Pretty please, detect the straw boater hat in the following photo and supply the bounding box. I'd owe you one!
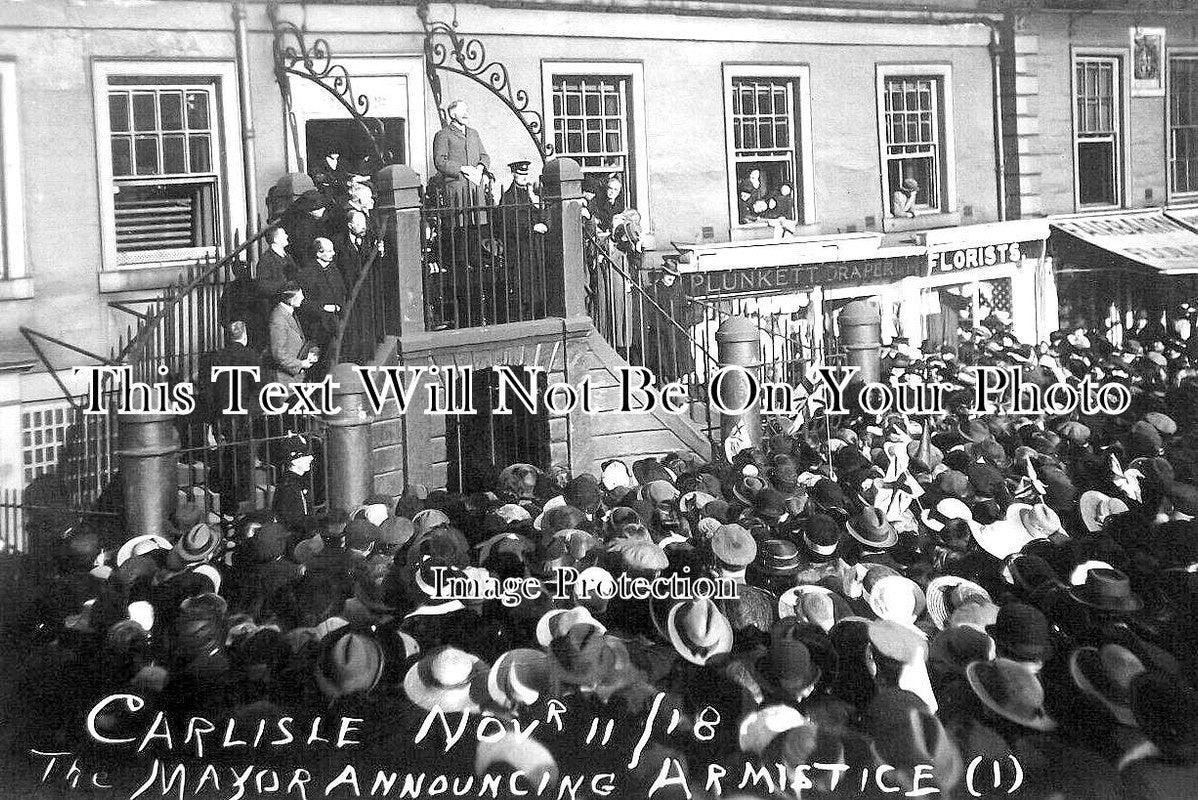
[920,498,979,534]
[737,705,807,755]
[973,514,1036,560]
[487,648,552,711]
[925,576,992,631]
[777,584,853,633]
[403,646,488,713]
[536,606,607,648]
[1078,491,1131,533]
[116,534,172,567]
[1006,502,1064,539]
[966,658,1057,731]
[868,575,927,627]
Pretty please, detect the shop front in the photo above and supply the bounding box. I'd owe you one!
[1050,209,1198,343]
[676,220,1054,378]
[676,233,926,380]
[918,219,1053,352]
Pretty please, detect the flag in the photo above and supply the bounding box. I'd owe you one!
[787,368,828,435]
[724,415,755,462]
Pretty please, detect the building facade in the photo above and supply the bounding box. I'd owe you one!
[2,0,1196,499]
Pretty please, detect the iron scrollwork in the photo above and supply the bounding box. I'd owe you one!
[268,1,393,166]
[418,2,554,162]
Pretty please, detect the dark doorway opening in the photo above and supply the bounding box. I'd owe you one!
[304,117,406,175]
[446,367,551,493]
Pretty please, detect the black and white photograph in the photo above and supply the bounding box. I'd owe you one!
[3,1,1198,799]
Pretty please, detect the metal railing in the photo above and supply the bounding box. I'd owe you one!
[175,415,327,523]
[422,190,563,330]
[18,223,336,523]
[0,487,122,555]
[583,227,717,438]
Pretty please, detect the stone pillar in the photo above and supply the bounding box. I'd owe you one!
[118,413,180,538]
[324,361,375,511]
[541,158,586,319]
[839,300,882,385]
[715,317,762,449]
[374,165,425,337]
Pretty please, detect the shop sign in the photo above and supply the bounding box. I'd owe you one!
[1052,212,1198,274]
[928,240,1042,275]
[684,255,924,297]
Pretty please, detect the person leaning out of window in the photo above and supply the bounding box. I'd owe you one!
[892,178,919,218]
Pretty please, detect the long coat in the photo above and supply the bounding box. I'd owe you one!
[430,124,490,207]
[295,263,347,346]
[332,230,375,292]
[256,248,297,300]
[268,304,308,385]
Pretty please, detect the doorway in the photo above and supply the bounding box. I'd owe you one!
[304,117,406,174]
[446,367,551,493]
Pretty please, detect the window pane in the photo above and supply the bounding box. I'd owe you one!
[188,134,211,172]
[1170,58,1198,193]
[162,134,186,173]
[134,135,159,174]
[553,75,635,206]
[186,91,209,129]
[132,92,157,132]
[108,93,130,133]
[114,180,217,252]
[1078,139,1117,205]
[111,136,133,176]
[159,92,183,131]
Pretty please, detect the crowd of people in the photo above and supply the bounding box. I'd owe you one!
[6,307,1198,800]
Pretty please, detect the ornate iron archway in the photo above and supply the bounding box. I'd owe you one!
[268,2,554,170]
[417,1,554,162]
[268,2,396,169]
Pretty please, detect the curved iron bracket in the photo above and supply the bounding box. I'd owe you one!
[418,2,554,162]
[268,2,394,166]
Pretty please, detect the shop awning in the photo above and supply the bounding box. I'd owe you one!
[1166,205,1198,233]
[1050,210,1198,275]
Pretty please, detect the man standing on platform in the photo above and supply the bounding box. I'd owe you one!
[498,160,549,321]
[430,100,491,208]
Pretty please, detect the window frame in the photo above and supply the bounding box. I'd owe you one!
[1167,50,1198,202]
[0,59,28,296]
[1070,49,1129,212]
[875,64,957,220]
[722,63,816,233]
[91,60,245,281]
[541,60,650,230]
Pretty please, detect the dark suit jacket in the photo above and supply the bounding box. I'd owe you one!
[256,248,298,299]
[332,231,375,291]
[198,342,263,420]
[295,263,347,345]
[273,470,314,529]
